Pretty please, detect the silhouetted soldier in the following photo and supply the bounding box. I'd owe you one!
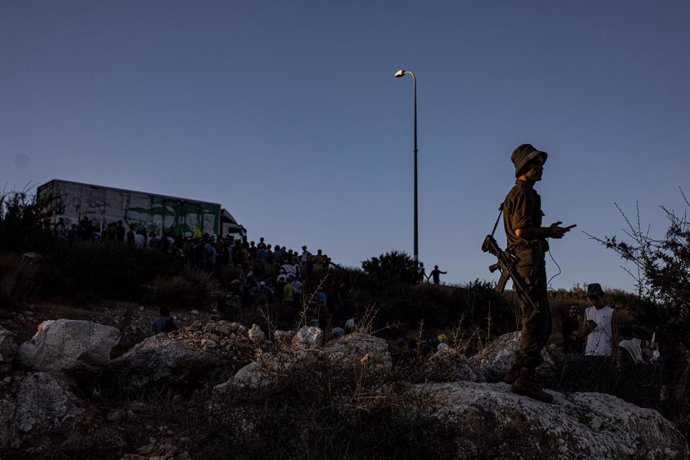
[501,144,574,403]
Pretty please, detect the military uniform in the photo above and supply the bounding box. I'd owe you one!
[503,175,551,369]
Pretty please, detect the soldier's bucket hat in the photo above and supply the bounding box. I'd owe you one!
[511,144,548,178]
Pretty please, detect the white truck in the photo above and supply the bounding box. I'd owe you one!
[37,179,245,239]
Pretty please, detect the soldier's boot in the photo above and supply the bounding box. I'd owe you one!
[503,364,521,384]
[511,367,553,403]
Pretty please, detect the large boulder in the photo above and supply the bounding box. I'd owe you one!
[108,336,224,391]
[0,325,18,371]
[17,319,121,376]
[14,372,85,433]
[418,381,688,459]
[470,331,555,381]
[216,349,316,392]
[416,349,485,383]
[2,372,124,457]
[215,332,393,393]
[322,332,392,369]
[108,320,257,391]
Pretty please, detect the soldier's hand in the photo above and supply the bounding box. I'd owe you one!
[549,221,572,239]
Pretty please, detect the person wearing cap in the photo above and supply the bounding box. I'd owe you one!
[580,283,618,356]
[501,143,574,403]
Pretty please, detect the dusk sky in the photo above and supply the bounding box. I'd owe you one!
[2,1,689,293]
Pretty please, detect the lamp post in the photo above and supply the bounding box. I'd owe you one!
[394,69,419,263]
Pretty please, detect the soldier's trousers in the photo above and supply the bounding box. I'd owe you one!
[514,248,551,369]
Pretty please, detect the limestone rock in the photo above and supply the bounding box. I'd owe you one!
[248,324,266,344]
[14,372,85,433]
[273,330,296,344]
[216,350,315,392]
[108,336,223,391]
[17,319,121,376]
[417,349,485,383]
[470,331,554,381]
[322,332,392,369]
[217,332,393,392]
[292,326,323,349]
[417,381,688,459]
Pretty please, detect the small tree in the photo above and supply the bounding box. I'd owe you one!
[361,250,418,285]
[594,193,690,424]
[594,198,690,337]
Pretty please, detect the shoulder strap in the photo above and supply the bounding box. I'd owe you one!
[490,203,504,237]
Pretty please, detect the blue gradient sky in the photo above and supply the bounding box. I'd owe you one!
[2,1,689,293]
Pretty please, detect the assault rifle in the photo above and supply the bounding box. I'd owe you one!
[481,234,538,310]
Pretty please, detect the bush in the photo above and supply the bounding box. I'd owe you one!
[361,250,419,285]
[195,354,457,459]
[150,268,219,309]
[345,268,513,337]
[595,196,690,428]
[33,243,175,301]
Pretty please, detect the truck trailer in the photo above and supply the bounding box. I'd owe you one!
[37,179,245,239]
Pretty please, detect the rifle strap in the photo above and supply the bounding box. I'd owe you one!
[490,203,504,237]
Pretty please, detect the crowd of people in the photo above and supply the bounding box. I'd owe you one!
[50,216,344,331]
[558,282,670,408]
[559,282,659,364]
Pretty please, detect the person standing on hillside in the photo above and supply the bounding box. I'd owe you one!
[502,143,574,403]
[429,265,447,285]
[580,283,618,356]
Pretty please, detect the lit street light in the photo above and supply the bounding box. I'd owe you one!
[394,68,419,263]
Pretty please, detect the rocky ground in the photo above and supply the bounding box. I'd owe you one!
[0,295,236,460]
[2,296,689,459]
[0,297,222,348]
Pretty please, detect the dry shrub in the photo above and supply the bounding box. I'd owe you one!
[151,268,219,309]
[196,352,457,460]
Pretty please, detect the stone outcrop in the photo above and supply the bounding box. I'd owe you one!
[417,348,485,383]
[2,371,124,456]
[470,331,555,381]
[109,320,257,391]
[292,325,323,349]
[216,349,317,392]
[214,328,688,459]
[17,319,121,376]
[14,372,85,433]
[216,330,393,392]
[418,381,689,459]
[247,323,266,344]
[3,315,687,459]
[110,338,219,391]
[322,332,392,369]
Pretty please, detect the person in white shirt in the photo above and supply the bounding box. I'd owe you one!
[618,325,645,364]
[134,229,147,248]
[580,283,618,356]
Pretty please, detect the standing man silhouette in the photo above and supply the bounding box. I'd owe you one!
[501,144,574,403]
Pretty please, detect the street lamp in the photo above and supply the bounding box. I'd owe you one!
[394,68,419,263]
